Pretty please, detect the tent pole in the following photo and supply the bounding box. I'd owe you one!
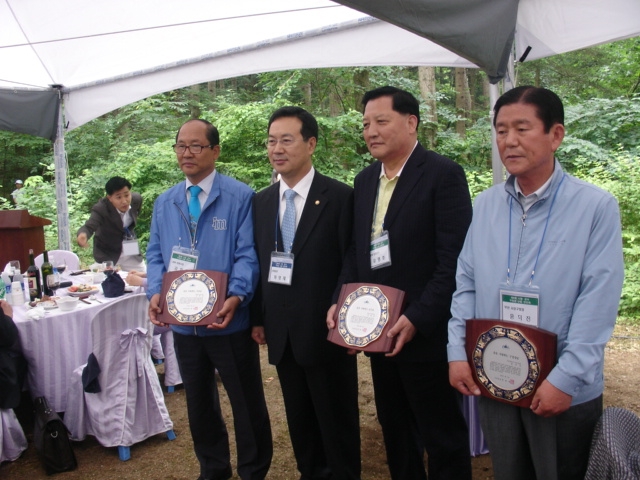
[489,83,503,186]
[54,92,71,250]
[490,47,517,185]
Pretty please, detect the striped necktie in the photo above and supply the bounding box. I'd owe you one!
[281,189,296,253]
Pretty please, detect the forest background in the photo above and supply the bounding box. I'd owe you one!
[1,38,639,319]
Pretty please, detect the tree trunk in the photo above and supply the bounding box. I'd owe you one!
[189,84,201,119]
[455,68,471,138]
[303,83,312,107]
[353,69,370,111]
[418,66,437,147]
[208,81,216,98]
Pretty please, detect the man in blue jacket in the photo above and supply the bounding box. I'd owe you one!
[147,119,272,480]
[448,87,624,480]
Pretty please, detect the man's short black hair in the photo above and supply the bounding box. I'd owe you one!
[362,86,421,124]
[176,119,220,147]
[268,106,318,141]
[105,176,132,195]
[493,86,564,133]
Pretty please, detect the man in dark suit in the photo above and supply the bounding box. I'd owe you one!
[77,176,145,271]
[251,106,360,480]
[328,87,473,480]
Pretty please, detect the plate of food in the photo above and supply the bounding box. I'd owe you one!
[67,284,99,297]
[28,296,59,309]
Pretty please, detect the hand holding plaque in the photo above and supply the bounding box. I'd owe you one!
[327,283,405,353]
[465,319,557,408]
[157,270,228,326]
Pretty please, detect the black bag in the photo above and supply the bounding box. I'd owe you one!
[101,271,125,298]
[33,396,78,475]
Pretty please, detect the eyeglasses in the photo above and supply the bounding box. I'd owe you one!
[266,137,296,148]
[172,144,213,154]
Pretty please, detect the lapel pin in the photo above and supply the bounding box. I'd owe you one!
[315,200,320,205]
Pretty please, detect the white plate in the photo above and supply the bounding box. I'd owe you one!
[40,301,58,310]
[68,289,99,297]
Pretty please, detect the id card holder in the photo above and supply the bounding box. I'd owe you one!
[499,283,540,327]
[168,246,199,272]
[370,231,392,270]
[122,238,140,256]
[268,252,294,286]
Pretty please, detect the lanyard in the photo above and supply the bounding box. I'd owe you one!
[273,212,282,252]
[507,174,565,286]
[174,202,199,252]
[274,195,298,253]
[371,175,395,238]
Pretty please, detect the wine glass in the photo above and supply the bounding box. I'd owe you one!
[8,260,20,282]
[46,272,60,297]
[103,260,114,276]
[56,258,67,276]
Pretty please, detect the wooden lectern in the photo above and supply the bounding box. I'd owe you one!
[0,210,52,270]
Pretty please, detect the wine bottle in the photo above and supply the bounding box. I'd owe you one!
[27,248,42,300]
[41,250,54,297]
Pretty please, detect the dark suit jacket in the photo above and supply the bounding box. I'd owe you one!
[77,192,143,264]
[251,171,353,367]
[340,143,472,362]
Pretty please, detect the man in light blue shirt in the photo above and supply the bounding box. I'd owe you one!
[448,86,624,480]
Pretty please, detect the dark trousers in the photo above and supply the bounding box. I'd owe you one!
[174,330,273,480]
[370,356,472,480]
[479,394,602,480]
[276,342,361,480]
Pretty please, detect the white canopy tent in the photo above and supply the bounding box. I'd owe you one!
[1,0,639,248]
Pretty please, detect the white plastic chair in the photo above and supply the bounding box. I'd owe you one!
[64,293,175,461]
[34,250,81,271]
[0,408,27,463]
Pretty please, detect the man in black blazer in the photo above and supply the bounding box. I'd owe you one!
[251,107,360,480]
[77,176,145,271]
[328,87,473,480]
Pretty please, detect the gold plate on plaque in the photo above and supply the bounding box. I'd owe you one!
[158,270,228,325]
[328,283,405,353]
[466,319,557,407]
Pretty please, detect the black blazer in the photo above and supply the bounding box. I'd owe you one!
[340,143,472,362]
[251,172,353,367]
[77,192,143,264]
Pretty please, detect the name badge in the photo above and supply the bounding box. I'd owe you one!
[168,246,199,272]
[268,252,294,285]
[370,231,392,270]
[122,239,140,256]
[500,288,540,327]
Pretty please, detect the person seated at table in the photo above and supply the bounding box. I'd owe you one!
[124,270,147,288]
[0,300,26,411]
[76,176,146,272]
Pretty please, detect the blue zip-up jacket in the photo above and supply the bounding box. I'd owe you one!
[146,172,259,336]
[448,161,624,405]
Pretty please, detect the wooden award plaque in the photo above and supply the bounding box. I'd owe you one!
[157,270,228,326]
[327,283,406,353]
[465,319,557,408]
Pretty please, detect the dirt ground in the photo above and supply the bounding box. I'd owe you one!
[2,324,639,480]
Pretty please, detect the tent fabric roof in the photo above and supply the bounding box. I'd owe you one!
[1,0,639,137]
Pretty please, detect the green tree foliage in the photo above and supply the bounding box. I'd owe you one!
[0,131,52,202]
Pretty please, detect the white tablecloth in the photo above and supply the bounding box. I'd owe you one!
[13,284,132,413]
